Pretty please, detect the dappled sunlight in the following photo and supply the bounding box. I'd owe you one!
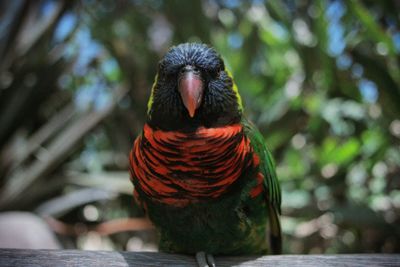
[0,0,399,255]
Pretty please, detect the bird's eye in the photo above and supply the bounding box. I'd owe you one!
[208,68,219,78]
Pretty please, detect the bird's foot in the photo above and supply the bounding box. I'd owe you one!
[195,251,216,267]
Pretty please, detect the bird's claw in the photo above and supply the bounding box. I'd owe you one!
[195,251,216,267]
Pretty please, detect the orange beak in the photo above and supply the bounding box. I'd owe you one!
[178,66,204,118]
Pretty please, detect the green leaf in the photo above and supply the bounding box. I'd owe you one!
[320,137,360,166]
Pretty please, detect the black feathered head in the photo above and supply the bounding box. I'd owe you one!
[147,43,243,131]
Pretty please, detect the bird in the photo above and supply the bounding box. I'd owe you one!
[129,43,281,267]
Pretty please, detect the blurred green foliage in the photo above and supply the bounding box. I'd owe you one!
[0,0,399,254]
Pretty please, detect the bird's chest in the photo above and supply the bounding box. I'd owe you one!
[130,124,255,207]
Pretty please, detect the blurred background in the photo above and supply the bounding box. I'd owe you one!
[0,0,399,254]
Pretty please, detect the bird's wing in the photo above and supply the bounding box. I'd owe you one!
[242,118,282,254]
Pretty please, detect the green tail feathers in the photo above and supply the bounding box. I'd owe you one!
[268,203,282,254]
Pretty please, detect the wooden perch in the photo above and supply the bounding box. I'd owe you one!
[0,249,399,267]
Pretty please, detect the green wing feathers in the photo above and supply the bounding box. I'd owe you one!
[242,118,282,254]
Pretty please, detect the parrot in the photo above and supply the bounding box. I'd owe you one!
[129,43,281,267]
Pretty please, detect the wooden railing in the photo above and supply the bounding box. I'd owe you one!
[0,249,399,266]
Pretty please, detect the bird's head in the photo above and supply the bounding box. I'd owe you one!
[147,43,243,131]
